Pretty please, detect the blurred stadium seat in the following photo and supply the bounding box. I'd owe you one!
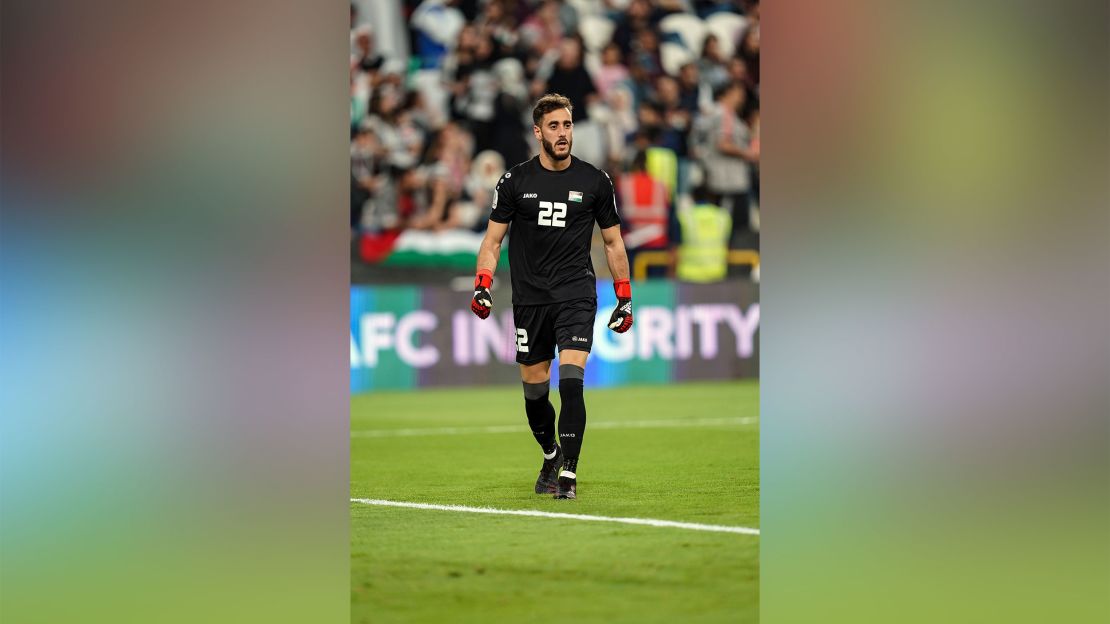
[660,41,697,76]
[705,12,749,58]
[660,13,710,56]
[579,14,616,54]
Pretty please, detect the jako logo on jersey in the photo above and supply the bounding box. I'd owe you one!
[568,191,583,202]
[522,193,538,199]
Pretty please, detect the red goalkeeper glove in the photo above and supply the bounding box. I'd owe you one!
[471,269,493,319]
[607,279,633,333]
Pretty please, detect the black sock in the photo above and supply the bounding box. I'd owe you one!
[557,364,586,470]
[523,381,557,454]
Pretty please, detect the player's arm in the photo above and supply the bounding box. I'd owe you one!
[600,224,629,283]
[472,168,516,319]
[471,219,509,319]
[600,224,633,333]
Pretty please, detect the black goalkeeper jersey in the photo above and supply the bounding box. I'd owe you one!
[490,155,621,305]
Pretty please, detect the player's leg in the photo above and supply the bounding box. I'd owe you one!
[553,350,587,499]
[551,298,597,500]
[520,359,554,452]
[520,359,562,493]
[515,305,561,494]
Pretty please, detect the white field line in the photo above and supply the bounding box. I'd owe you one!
[351,498,759,536]
[352,416,758,438]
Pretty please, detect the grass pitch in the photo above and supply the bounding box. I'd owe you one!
[351,380,759,624]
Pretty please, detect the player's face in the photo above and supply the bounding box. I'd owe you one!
[535,108,573,161]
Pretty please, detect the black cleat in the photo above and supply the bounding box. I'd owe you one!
[553,475,576,500]
[534,447,563,494]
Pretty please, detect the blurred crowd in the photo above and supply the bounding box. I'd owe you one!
[351,0,760,277]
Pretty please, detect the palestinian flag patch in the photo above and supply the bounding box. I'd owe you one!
[568,191,583,203]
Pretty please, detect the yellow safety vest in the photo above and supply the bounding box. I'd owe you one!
[677,204,731,282]
[645,147,678,201]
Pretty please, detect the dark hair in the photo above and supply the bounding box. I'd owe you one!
[712,80,743,101]
[532,93,573,127]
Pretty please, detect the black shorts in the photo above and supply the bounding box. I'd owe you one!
[512,298,597,365]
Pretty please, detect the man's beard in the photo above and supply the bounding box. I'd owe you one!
[542,137,572,161]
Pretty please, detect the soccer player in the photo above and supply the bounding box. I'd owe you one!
[470,93,634,500]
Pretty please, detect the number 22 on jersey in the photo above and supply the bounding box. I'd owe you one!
[537,201,567,228]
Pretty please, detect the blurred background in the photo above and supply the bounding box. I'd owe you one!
[349,0,761,392]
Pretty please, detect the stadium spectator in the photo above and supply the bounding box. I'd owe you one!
[474,0,519,58]
[624,54,656,110]
[350,124,380,229]
[462,149,506,231]
[403,90,441,135]
[601,85,638,169]
[366,88,423,170]
[698,34,731,89]
[611,0,656,57]
[676,186,732,282]
[725,55,759,121]
[446,27,499,152]
[409,123,471,231]
[654,75,691,156]
[488,59,531,167]
[619,150,671,254]
[636,96,684,159]
[676,62,705,113]
[520,0,565,56]
[593,42,631,100]
[532,37,597,123]
[695,81,758,245]
[629,27,663,79]
[351,26,386,75]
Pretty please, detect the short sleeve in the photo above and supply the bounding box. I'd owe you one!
[594,169,621,229]
[489,172,515,223]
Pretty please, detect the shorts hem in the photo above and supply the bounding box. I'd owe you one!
[556,345,592,354]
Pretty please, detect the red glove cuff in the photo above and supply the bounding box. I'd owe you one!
[614,278,631,300]
[475,269,493,289]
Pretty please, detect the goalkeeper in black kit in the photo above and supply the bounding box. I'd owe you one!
[470,93,633,500]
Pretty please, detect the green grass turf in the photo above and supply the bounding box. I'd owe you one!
[351,380,759,624]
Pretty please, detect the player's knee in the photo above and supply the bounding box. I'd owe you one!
[522,380,550,401]
[559,361,586,381]
[560,349,589,369]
